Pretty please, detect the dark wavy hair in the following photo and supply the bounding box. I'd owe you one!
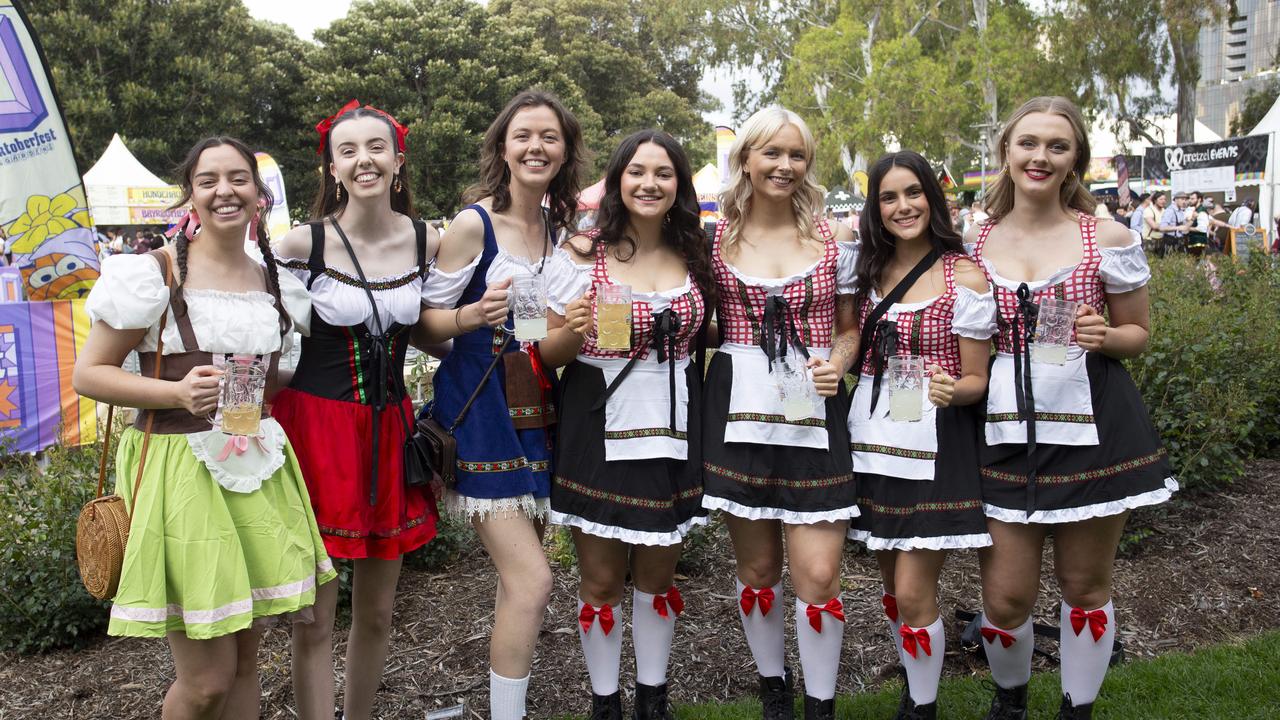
[310,106,416,219]
[462,89,585,235]
[588,129,715,308]
[854,151,965,312]
[169,136,290,334]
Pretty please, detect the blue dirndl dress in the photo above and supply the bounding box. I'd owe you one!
[422,204,555,518]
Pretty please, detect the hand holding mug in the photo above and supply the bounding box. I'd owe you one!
[927,364,955,408]
[470,277,511,329]
[175,365,222,416]
[565,287,595,337]
[807,356,841,398]
[1074,303,1108,352]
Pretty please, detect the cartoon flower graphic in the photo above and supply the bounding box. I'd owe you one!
[8,193,87,254]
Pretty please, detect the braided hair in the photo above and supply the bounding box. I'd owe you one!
[169,137,291,335]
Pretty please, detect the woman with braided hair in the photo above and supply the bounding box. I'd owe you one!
[74,136,333,718]
[271,101,501,720]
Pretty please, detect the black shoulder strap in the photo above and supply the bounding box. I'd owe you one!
[849,248,939,379]
[413,218,428,279]
[306,221,326,289]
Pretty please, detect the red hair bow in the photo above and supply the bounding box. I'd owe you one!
[315,99,410,155]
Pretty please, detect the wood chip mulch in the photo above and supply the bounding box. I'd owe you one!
[2,461,1277,719]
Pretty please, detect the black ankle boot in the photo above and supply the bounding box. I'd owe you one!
[803,695,834,720]
[983,683,1029,720]
[895,665,911,715]
[895,697,937,720]
[759,667,795,720]
[590,691,623,720]
[634,682,675,720]
[1056,695,1094,720]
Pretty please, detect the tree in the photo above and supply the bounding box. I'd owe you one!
[1230,78,1280,137]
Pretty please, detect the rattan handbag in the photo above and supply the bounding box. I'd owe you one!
[75,258,170,600]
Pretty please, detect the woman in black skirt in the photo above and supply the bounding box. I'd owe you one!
[846,151,996,720]
[551,130,714,720]
[968,97,1176,720]
[701,107,859,720]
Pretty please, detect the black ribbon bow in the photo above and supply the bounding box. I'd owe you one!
[592,308,684,435]
[761,295,810,369]
[867,318,899,416]
[1010,283,1040,515]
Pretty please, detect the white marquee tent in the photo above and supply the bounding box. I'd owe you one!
[83,134,182,225]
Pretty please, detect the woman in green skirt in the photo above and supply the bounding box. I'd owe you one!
[73,136,335,719]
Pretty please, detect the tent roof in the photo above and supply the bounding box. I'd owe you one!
[577,177,605,210]
[692,163,720,196]
[83,134,168,187]
[1250,93,1280,136]
[1089,114,1221,157]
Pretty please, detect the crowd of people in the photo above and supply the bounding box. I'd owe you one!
[72,91,1175,720]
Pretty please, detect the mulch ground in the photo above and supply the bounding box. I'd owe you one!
[3,462,1278,719]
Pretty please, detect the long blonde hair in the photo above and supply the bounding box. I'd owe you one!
[983,96,1096,221]
[719,106,825,253]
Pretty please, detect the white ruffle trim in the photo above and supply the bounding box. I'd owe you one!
[423,251,482,309]
[983,476,1178,524]
[548,510,706,547]
[443,491,549,521]
[836,241,859,295]
[702,494,859,524]
[185,421,289,494]
[1098,238,1151,294]
[952,285,998,340]
[847,528,992,551]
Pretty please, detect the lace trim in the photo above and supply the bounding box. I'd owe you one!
[184,422,289,494]
[983,477,1178,524]
[702,494,859,523]
[847,528,992,551]
[443,491,549,521]
[549,510,706,547]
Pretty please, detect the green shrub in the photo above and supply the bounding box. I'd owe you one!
[1132,254,1280,492]
[0,426,112,653]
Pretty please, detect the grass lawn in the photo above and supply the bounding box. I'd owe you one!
[554,631,1280,719]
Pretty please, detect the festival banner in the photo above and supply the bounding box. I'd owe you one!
[1143,135,1269,187]
[0,0,99,301]
[255,152,291,242]
[0,298,97,452]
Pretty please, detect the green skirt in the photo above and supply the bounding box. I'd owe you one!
[108,428,337,639]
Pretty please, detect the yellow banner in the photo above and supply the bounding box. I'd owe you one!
[126,186,181,206]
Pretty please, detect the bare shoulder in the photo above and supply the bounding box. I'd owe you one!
[962,221,985,247]
[562,233,596,265]
[275,223,315,260]
[831,221,855,244]
[420,219,442,258]
[442,207,485,247]
[952,256,991,293]
[1093,218,1137,249]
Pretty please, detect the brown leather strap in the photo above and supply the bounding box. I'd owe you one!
[130,251,173,512]
[94,404,115,499]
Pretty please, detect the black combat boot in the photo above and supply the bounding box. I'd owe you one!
[983,682,1029,720]
[633,682,675,720]
[589,691,623,720]
[1056,694,1094,720]
[759,667,795,720]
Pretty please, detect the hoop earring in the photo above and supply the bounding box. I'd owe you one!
[335,183,343,202]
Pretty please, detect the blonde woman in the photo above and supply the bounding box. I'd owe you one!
[701,107,859,720]
[969,97,1174,720]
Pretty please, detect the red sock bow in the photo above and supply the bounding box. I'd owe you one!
[653,587,684,619]
[805,598,845,632]
[881,593,899,623]
[981,626,1016,648]
[579,602,614,636]
[1069,606,1108,642]
[900,625,933,658]
[740,585,775,617]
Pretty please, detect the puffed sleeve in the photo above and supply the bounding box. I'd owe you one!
[422,251,482,309]
[544,248,593,315]
[1099,234,1151,294]
[85,254,169,330]
[275,266,313,337]
[952,285,998,340]
[836,241,859,295]
[274,255,311,285]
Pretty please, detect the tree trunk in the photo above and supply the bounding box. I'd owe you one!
[1170,21,1199,143]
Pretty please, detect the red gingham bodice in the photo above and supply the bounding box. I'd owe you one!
[712,218,839,349]
[857,252,967,378]
[974,217,1107,354]
[580,247,706,361]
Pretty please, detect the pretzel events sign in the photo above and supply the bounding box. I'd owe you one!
[1143,135,1269,187]
[0,0,99,301]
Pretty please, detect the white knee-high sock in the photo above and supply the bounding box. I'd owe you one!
[795,596,845,700]
[577,598,622,696]
[900,616,944,705]
[489,669,530,720]
[736,578,785,678]
[981,615,1034,689]
[633,587,681,686]
[882,590,904,663]
[1060,600,1115,705]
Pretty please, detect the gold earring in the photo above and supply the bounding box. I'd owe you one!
[335,183,343,202]
[394,176,403,193]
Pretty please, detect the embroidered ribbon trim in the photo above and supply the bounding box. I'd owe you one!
[900,625,933,658]
[579,602,615,635]
[1069,607,1108,642]
[739,585,774,617]
[881,593,899,623]
[215,432,267,462]
[981,626,1016,648]
[805,598,846,632]
[653,586,684,619]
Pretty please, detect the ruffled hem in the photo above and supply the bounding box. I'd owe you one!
[549,510,706,547]
[983,476,1178,524]
[836,241,859,295]
[702,494,859,524]
[847,528,992,551]
[444,491,549,521]
[424,251,483,309]
[544,248,593,316]
[185,423,289,494]
[1098,237,1151,294]
[952,285,999,340]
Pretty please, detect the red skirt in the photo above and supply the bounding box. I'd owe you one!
[272,388,437,560]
